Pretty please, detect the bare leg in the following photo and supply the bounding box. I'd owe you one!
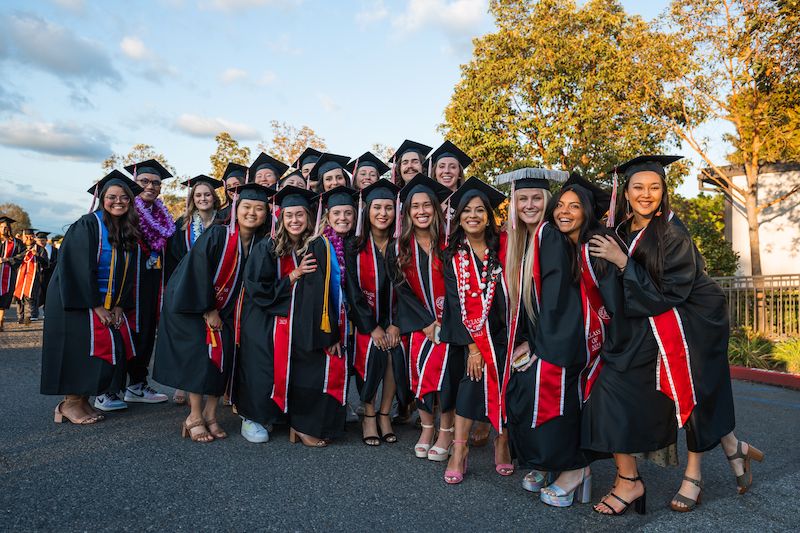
[377,357,397,440]
[445,414,473,475]
[185,393,213,442]
[432,407,455,450]
[202,395,226,438]
[416,408,436,449]
[594,453,645,514]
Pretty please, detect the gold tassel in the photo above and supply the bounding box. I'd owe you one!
[104,248,116,310]
[319,236,332,333]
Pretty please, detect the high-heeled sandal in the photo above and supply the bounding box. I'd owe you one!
[541,468,592,507]
[181,419,213,443]
[415,423,435,457]
[726,441,764,494]
[593,473,646,516]
[53,400,102,425]
[522,470,555,493]
[289,427,327,448]
[362,414,380,447]
[494,436,514,476]
[205,418,227,439]
[444,440,469,485]
[172,390,187,405]
[428,426,454,462]
[670,475,703,512]
[377,412,397,443]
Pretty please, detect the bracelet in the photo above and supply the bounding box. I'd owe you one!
[468,351,481,358]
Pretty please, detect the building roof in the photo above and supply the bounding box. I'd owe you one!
[698,162,800,191]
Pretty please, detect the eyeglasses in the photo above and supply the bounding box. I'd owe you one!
[105,195,131,203]
[137,178,162,189]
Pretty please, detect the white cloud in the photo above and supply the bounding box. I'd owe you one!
[393,0,487,34]
[356,0,389,28]
[200,0,303,12]
[174,113,259,140]
[119,36,178,82]
[220,67,248,84]
[120,37,148,60]
[317,93,340,112]
[0,119,112,161]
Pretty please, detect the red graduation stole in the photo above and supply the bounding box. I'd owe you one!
[206,228,241,373]
[529,222,566,429]
[354,235,380,382]
[270,253,297,413]
[13,248,37,299]
[628,213,697,427]
[1,239,14,296]
[89,246,136,365]
[452,247,505,433]
[578,243,610,401]
[322,238,347,405]
[403,235,451,401]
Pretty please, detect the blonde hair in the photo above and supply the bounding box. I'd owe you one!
[504,188,552,319]
[182,182,221,230]
[273,206,315,257]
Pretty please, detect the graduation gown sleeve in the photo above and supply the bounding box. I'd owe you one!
[385,243,435,335]
[292,236,340,351]
[167,224,225,314]
[243,238,293,318]
[57,214,102,310]
[344,239,379,334]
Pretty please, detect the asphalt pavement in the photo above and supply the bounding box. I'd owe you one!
[2,313,799,532]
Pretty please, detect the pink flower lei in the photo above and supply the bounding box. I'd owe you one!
[135,197,175,252]
[323,225,346,279]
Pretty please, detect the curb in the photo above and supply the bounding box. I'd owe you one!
[730,365,800,390]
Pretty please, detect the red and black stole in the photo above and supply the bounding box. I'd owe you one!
[628,212,697,427]
[13,247,38,299]
[578,243,610,401]
[322,237,347,406]
[1,239,16,296]
[354,234,381,384]
[271,250,298,413]
[403,235,449,401]
[206,227,242,372]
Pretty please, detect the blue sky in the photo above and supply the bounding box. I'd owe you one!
[0,0,725,233]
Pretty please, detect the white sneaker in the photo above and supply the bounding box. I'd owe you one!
[94,392,128,411]
[124,382,168,404]
[241,418,270,443]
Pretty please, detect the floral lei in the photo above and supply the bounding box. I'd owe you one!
[135,197,175,252]
[323,225,346,279]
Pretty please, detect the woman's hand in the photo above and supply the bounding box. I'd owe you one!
[422,321,440,344]
[371,326,388,351]
[110,306,125,328]
[512,341,530,359]
[93,306,113,327]
[328,343,342,358]
[204,309,223,331]
[385,325,401,348]
[589,235,628,270]
[291,252,317,282]
[467,350,484,381]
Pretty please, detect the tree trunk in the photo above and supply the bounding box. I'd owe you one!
[743,163,762,276]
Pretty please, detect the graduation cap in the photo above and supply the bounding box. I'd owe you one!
[390,140,432,162]
[293,147,323,170]
[613,155,683,179]
[232,183,276,203]
[308,153,351,182]
[496,168,569,230]
[317,185,357,209]
[354,179,401,237]
[449,176,506,212]
[562,173,612,220]
[279,169,306,187]
[274,185,317,210]
[124,159,173,180]
[399,173,451,204]
[35,231,49,239]
[181,175,223,189]
[222,162,249,181]
[424,141,473,175]
[346,152,390,177]
[21,228,36,236]
[87,169,144,197]
[0,216,16,225]
[250,152,289,182]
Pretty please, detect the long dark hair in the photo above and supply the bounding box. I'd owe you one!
[396,189,445,275]
[547,184,612,283]
[99,182,141,251]
[444,193,501,271]
[354,197,396,254]
[614,172,671,289]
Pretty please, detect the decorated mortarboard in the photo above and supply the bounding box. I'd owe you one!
[35,231,50,238]
[274,185,317,209]
[181,175,223,189]
[87,169,144,197]
[308,153,351,182]
[562,173,612,219]
[124,159,173,180]
[232,183,276,203]
[346,152,390,176]
[496,167,569,229]
[293,147,323,169]
[424,141,473,174]
[222,162,249,181]
[399,173,451,204]
[317,185,357,209]
[612,155,683,179]
[0,216,17,225]
[250,152,289,181]
[449,176,506,211]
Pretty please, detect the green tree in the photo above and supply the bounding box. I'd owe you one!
[0,203,32,236]
[257,121,326,167]
[672,193,740,276]
[211,132,252,181]
[441,0,684,183]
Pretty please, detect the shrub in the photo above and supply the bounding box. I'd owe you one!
[727,327,775,369]
[773,337,800,374]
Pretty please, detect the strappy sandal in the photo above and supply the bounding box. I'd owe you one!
[428,426,454,462]
[172,390,187,405]
[362,414,381,447]
[289,427,327,448]
[444,440,469,484]
[593,473,646,516]
[670,475,703,512]
[54,400,102,425]
[377,412,397,443]
[205,418,227,439]
[415,423,435,457]
[181,419,214,443]
[726,441,764,494]
[494,436,514,476]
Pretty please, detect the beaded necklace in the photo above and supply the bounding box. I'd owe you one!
[455,239,502,333]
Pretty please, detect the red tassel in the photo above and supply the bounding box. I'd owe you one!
[88,183,99,213]
[445,198,451,246]
[315,197,323,233]
[393,197,402,239]
[606,171,619,228]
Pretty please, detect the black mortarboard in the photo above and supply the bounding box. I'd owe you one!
[308,153,351,182]
[35,231,49,239]
[0,216,16,225]
[279,169,306,186]
[562,173,612,218]
[250,152,289,181]
[425,140,473,170]
[124,159,173,180]
[399,173,451,203]
[293,147,323,169]
[21,228,36,236]
[317,185,357,209]
[181,175,223,189]
[495,167,569,191]
[449,177,506,211]
[389,140,432,162]
[359,179,400,204]
[87,169,144,196]
[274,185,316,209]
[222,162,248,181]
[346,152,390,176]
[233,183,276,203]
[613,155,683,179]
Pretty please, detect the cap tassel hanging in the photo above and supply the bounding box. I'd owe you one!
[606,170,619,228]
[393,197,402,239]
[354,191,364,237]
[391,156,398,185]
[352,157,359,188]
[245,169,250,184]
[427,157,433,178]
[444,198,452,246]
[88,183,100,213]
[228,191,238,235]
[270,198,278,239]
[509,181,518,231]
[319,236,332,333]
[314,196,323,233]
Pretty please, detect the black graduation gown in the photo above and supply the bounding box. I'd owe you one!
[0,237,24,309]
[386,242,463,413]
[153,225,256,396]
[505,226,589,472]
[40,213,135,396]
[440,250,509,424]
[164,215,189,282]
[344,237,411,407]
[236,237,343,438]
[621,217,735,452]
[581,236,678,454]
[39,244,58,308]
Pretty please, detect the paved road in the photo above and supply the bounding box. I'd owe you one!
[2,314,799,532]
